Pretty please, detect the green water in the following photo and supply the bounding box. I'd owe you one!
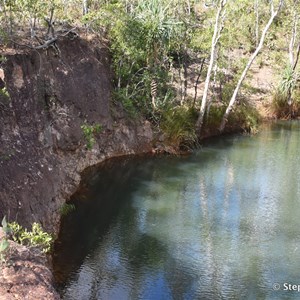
[53,121,300,300]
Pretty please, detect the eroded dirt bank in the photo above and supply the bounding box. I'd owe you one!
[0,37,153,236]
[0,36,154,299]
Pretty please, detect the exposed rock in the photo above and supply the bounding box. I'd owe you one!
[0,36,153,235]
[0,233,60,300]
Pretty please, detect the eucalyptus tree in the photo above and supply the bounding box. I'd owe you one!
[219,0,283,132]
[289,1,300,71]
[195,0,227,135]
[283,0,300,107]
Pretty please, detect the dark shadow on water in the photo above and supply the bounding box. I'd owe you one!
[53,156,155,288]
[52,120,300,297]
[52,133,246,291]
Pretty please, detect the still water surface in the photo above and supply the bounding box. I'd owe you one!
[54,121,300,300]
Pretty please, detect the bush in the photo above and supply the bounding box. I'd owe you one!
[160,106,198,149]
[8,222,53,253]
[271,89,300,119]
[227,102,260,133]
[205,105,226,130]
[60,203,76,216]
[81,123,102,150]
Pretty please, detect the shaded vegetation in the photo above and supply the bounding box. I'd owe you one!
[0,0,299,146]
[160,106,198,149]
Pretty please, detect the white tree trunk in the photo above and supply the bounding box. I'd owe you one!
[207,55,219,117]
[287,1,299,108]
[293,42,300,71]
[196,0,227,135]
[219,0,283,132]
[289,1,300,71]
[289,7,298,67]
[255,0,259,47]
[83,0,88,15]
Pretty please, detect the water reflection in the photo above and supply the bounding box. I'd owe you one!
[54,121,300,300]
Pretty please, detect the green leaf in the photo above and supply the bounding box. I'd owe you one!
[1,216,7,228]
[1,216,9,235]
[0,239,9,252]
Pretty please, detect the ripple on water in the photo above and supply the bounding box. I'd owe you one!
[57,121,300,300]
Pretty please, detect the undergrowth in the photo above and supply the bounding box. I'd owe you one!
[205,101,260,134]
[160,106,198,149]
[271,89,300,119]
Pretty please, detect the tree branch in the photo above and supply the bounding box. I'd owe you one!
[34,37,57,50]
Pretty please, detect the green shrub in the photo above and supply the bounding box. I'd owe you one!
[9,222,53,253]
[278,66,299,96]
[205,105,226,129]
[271,88,300,118]
[60,203,76,216]
[0,87,10,103]
[271,66,300,118]
[228,102,260,133]
[113,89,140,118]
[81,123,102,150]
[160,106,198,149]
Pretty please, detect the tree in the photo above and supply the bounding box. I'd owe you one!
[286,0,300,106]
[195,0,227,135]
[219,0,283,132]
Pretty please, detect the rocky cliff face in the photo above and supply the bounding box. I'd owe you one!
[0,37,153,234]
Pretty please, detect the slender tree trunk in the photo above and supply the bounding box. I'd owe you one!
[46,7,55,39]
[183,49,188,105]
[255,0,259,47]
[289,7,298,68]
[186,0,191,15]
[287,1,299,113]
[193,58,205,108]
[83,0,88,15]
[180,48,188,106]
[196,0,226,135]
[219,0,283,132]
[293,42,300,71]
[288,0,300,71]
[207,57,218,118]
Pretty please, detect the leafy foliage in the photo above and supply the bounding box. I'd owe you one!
[1,0,299,138]
[278,66,299,97]
[160,106,198,148]
[272,65,300,118]
[0,87,10,102]
[60,203,76,216]
[9,222,53,253]
[235,104,260,134]
[81,123,102,150]
[272,89,300,118]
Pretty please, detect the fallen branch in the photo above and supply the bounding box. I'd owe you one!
[34,37,57,50]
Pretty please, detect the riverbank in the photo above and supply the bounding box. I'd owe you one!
[0,32,286,299]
